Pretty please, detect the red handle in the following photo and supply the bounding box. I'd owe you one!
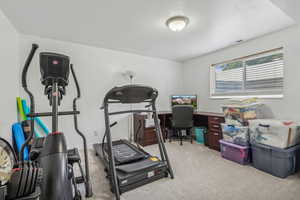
[239,149,246,158]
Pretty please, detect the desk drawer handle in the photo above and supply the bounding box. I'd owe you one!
[213,132,219,136]
[213,125,219,128]
[213,117,219,120]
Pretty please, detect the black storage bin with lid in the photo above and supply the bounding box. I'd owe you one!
[251,142,300,178]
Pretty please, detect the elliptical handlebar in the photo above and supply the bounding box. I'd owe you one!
[70,64,93,197]
[70,64,81,99]
[22,44,39,88]
[20,44,38,161]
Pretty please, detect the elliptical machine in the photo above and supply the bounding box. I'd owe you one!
[20,44,93,200]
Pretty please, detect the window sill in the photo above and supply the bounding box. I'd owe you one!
[210,94,283,99]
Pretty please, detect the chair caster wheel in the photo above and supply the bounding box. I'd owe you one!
[74,191,82,200]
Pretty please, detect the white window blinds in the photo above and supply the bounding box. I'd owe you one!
[210,48,284,98]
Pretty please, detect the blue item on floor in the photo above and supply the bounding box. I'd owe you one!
[195,127,206,144]
[12,123,29,160]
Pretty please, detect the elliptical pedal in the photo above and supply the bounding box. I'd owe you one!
[75,176,85,184]
[67,148,81,165]
[67,148,88,188]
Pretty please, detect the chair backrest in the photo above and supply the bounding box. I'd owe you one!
[172,105,194,128]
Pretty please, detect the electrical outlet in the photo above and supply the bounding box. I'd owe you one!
[93,131,98,137]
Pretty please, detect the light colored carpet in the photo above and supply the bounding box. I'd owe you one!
[83,142,300,200]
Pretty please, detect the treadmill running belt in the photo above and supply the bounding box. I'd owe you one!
[116,157,161,173]
[113,144,140,162]
[108,141,147,164]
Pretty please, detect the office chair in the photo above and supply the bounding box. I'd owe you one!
[171,105,194,145]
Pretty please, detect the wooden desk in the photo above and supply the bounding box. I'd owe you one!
[133,114,160,146]
[158,111,225,151]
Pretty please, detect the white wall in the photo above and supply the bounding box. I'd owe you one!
[18,35,183,147]
[0,10,19,142]
[183,25,300,121]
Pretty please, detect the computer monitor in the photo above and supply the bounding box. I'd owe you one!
[171,95,197,109]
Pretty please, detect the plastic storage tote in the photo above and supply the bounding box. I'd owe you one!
[249,119,300,149]
[222,103,263,126]
[195,127,206,144]
[220,140,250,165]
[251,142,300,178]
[221,124,249,146]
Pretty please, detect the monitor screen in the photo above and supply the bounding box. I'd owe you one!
[171,95,197,109]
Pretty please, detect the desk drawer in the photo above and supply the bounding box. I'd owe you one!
[143,128,156,140]
[208,131,222,151]
[208,117,224,151]
[136,128,158,146]
[209,122,221,130]
[210,131,222,137]
[140,137,158,146]
[208,116,224,124]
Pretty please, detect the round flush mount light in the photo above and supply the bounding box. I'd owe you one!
[166,16,189,32]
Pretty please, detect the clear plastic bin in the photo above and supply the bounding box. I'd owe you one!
[221,124,249,146]
[249,119,300,149]
[222,103,263,126]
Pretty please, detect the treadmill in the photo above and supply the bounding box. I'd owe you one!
[93,85,174,200]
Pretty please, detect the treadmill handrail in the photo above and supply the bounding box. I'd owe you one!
[108,110,154,115]
[27,111,80,117]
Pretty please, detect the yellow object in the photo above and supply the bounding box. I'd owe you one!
[150,157,159,162]
[17,97,26,121]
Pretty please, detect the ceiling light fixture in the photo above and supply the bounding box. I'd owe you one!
[166,16,189,32]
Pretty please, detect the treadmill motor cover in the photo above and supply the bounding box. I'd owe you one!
[116,157,161,173]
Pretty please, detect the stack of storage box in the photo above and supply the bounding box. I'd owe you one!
[220,99,263,165]
[249,119,300,178]
[219,98,300,178]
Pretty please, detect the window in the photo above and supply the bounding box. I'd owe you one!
[210,48,284,98]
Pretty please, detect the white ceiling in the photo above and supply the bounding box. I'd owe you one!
[0,0,295,61]
[271,0,300,23]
